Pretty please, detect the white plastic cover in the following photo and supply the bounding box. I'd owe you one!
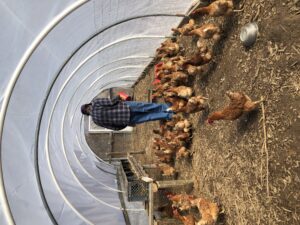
[0,0,193,224]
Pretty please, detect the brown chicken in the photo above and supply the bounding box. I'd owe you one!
[168,193,195,215]
[175,131,191,142]
[176,146,190,159]
[156,39,180,59]
[183,64,203,76]
[166,96,207,113]
[152,82,170,98]
[158,163,176,176]
[190,198,219,225]
[182,51,213,66]
[155,136,185,152]
[153,137,175,150]
[172,19,196,36]
[153,127,171,137]
[165,86,193,99]
[155,59,182,78]
[154,128,191,142]
[185,96,208,113]
[155,152,173,163]
[167,193,195,206]
[172,207,195,225]
[162,114,184,128]
[197,40,210,54]
[207,91,264,124]
[160,71,189,85]
[165,96,188,112]
[188,23,221,41]
[175,119,192,133]
[191,0,233,17]
[154,118,181,136]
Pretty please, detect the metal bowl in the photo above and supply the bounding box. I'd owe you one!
[240,22,258,47]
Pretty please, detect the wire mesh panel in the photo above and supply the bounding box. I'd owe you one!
[120,159,149,202]
[127,180,149,202]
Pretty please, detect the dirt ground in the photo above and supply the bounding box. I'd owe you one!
[130,0,300,224]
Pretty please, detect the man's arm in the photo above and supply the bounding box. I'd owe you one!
[92,96,121,107]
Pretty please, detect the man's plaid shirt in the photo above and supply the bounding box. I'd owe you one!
[91,97,130,131]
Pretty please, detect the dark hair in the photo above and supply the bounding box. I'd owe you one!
[81,104,92,115]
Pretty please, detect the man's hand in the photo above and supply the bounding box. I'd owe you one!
[118,92,131,101]
[141,176,153,183]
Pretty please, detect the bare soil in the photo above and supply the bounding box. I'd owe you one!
[131,0,300,224]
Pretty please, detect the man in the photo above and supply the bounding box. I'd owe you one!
[81,96,174,131]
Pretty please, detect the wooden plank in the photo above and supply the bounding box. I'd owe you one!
[106,152,126,156]
[106,150,144,156]
[142,164,158,169]
[108,132,113,163]
[129,150,146,155]
[128,155,148,178]
[155,180,194,189]
[154,218,183,225]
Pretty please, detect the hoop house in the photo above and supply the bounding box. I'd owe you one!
[0,1,194,224]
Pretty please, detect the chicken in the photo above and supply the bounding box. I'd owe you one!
[162,114,184,128]
[159,39,178,50]
[153,126,170,136]
[152,82,170,98]
[207,91,264,124]
[176,146,190,159]
[160,71,189,85]
[172,207,195,225]
[164,86,193,99]
[153,137,177,151]
[167,193,195,206]
[190,198,219,225]
[155,152,173,163]
[175,119,192,133]
[191,0,233,17]
[185,96,208,113]
[172,19,196,36]
[166,96,208,114]
[167,193,195,213]
[154,137,185,153]
[178,51,212,67]
[154,116,182,135]
[156,39,180,59]
[183,64,203,76]
[154,129,171,140]
[154,128,191,142]
[197,40,210,54]
[155,62,164,75]
[188,23,221,41]
[174,131,191,142]
[187,51,212,66]
[157,155,173,163]
[170,55,187,64]
[155,60,182,78]
[165,96,188,112]
[158,163,176,176]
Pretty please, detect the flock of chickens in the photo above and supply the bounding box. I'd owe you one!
[147,1,264,225]
[167,193,219,225]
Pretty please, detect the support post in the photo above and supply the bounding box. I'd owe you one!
[148,182,154,225]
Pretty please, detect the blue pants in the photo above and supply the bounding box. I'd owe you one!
[124,101,173,125]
